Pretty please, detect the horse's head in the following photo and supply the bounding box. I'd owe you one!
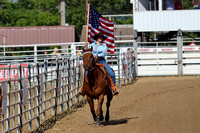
[82,47,96,71]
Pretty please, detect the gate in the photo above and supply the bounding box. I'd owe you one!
[136,41,200,76]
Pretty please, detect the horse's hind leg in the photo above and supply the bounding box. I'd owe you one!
[105,94,113,122]
[87,96,97,122]
[100,109,104,121]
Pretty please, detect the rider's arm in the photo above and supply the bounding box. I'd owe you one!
[88,43,94,49]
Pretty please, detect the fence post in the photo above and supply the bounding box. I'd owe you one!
[59,59,64,113]
[177,29,183,76]
[5,64,11,132]
[34,45,37,64]
[71,43,75,55]
[74,58,78,103]
[42,61,48,121]
[118,53,121,86]
[17,64,23,133]
[76,56,81,104]
[67,59,73,108]
[36,63,40,127]
[3,36,6,56]
[54,59,60,116]
[27,64,32,131]
[133,36,138,77]
[122,53,126,85]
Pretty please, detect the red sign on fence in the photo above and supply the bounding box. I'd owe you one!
[0,63,28,81]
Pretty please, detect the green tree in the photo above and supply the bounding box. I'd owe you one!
[0,0,60,27]
[182,0,193,9]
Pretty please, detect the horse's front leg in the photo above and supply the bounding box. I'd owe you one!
[105,93,113,122]
[87,96,97,122]
[96,94,104,126]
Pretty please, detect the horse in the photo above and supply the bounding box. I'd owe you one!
[82,47,113,126]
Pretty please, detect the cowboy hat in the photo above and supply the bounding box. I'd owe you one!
[94,33,107,41]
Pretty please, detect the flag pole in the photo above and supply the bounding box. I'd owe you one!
[85,3,90,49]
[80,3,90,95]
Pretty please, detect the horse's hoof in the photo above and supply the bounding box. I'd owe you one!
[94,121,100,126]
[105,116,109,122]
[100,115,104,121]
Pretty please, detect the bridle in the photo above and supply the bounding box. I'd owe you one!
[83,51,96,71]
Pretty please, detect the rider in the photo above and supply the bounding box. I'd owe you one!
[79,32,119,96]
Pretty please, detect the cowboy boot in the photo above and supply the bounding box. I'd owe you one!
[79,87,85,96]
[113,86,119,96]
[108,76,119,96]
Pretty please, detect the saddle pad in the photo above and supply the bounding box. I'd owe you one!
[96,63,105,68]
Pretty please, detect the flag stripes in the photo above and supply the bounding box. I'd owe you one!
[88,6,115,53]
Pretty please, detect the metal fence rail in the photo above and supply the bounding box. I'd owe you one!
[0,53,135,133]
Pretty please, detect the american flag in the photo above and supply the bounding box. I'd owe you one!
[88,6,115,53]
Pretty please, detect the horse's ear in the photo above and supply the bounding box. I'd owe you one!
[90,46,93,52]
[82,47,85,52]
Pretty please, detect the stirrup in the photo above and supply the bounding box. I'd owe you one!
[113,90,119,96]
[79,91,85,96]
[113,87,119,96]
[79,90,85,96]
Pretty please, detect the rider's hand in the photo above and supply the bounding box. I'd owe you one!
[93,55,98,58]
[85,42,88,48]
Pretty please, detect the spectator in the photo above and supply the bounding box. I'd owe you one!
[123,48,132,77]
[193,0,200,9]
[189,39,197,46]
[76,47,83,56]
[166,0,175,10]
[43,51,49,58]
[131,50,135,62]
[51,47,61,59]
[174,0,182,10]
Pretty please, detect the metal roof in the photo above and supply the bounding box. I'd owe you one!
[0,26,75,45]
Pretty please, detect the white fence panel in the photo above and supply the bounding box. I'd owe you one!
[183,65,200,75]
[138,59,177,65]
[138,65,178,76]
[137,44,200,76]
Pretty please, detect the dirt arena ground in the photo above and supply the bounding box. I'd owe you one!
[45,76,200,133]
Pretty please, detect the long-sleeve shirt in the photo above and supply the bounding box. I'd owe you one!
[193,0,200,7]
[88,42,107,58]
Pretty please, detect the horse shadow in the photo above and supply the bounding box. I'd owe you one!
[88,117,139,126]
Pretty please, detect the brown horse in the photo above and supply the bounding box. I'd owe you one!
[82,47,113,126]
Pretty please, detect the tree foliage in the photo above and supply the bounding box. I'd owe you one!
[0,0,60,27]
[182,0,193,9]
[0,0,133,36]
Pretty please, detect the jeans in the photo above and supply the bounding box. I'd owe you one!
[98,59,116,85]
[85,59,116,85]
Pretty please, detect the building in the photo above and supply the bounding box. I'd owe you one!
[0,26,75,46]
[134,0,200,33]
